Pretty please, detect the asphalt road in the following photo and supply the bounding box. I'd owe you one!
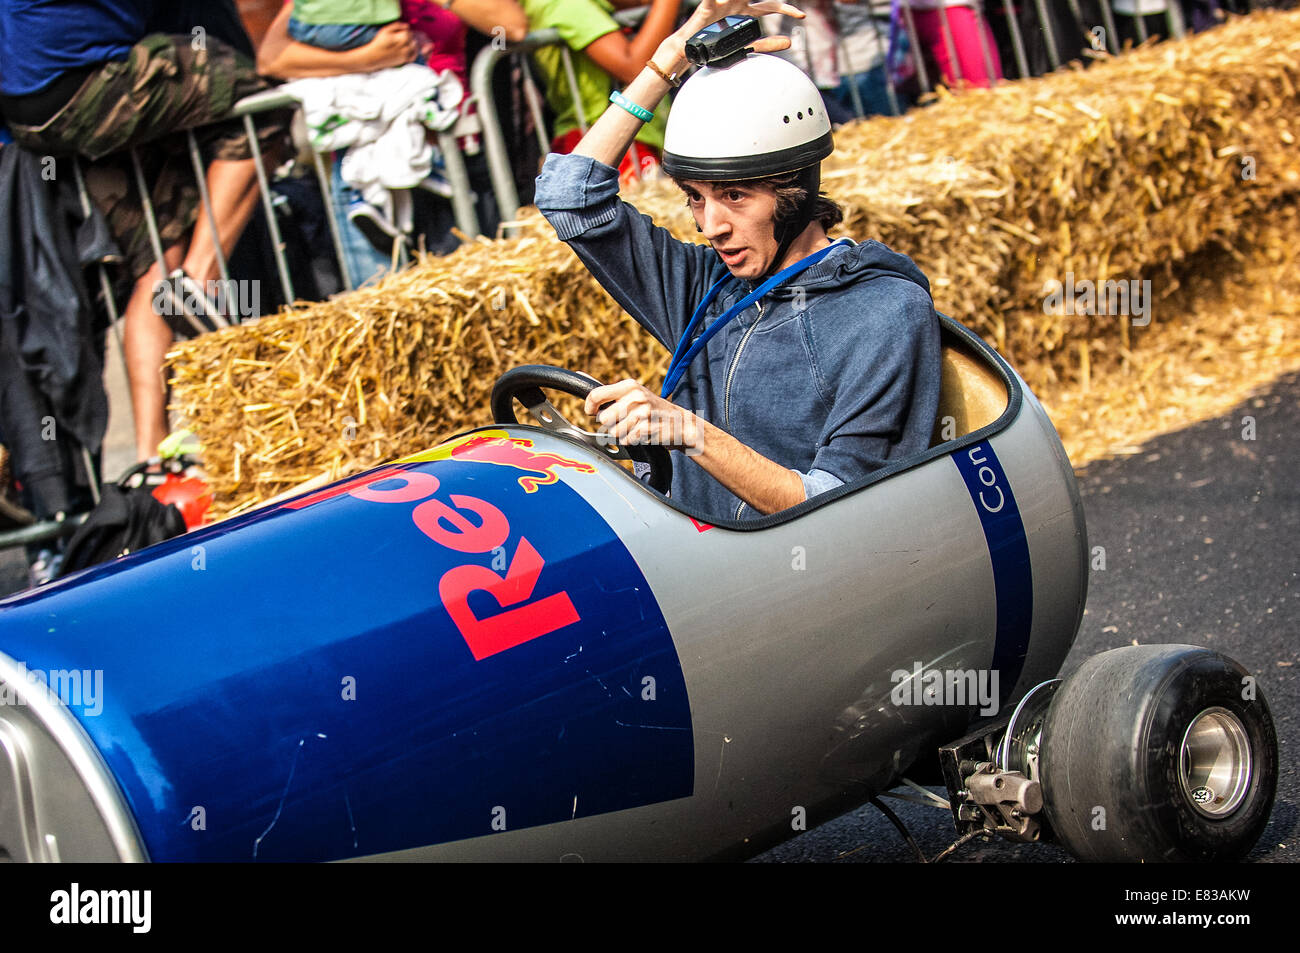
[2,372,1295,864]
[755,370,1299,863]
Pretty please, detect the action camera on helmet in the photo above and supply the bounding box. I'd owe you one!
[684,15,762,69]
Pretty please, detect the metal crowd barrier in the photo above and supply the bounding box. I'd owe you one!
[843,0,1263,91]
[200,88,479,300]
[63,87,480,346]
[473,22,605,231]
[473,0,1272,228]
[471,2,704,230]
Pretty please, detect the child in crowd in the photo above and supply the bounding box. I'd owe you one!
[289,0,403,51]
[286,1,441,250]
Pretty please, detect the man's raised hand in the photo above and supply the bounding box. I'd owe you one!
[679,0,807,56]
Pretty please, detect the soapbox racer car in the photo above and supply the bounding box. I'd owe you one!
[0,315,1277,862]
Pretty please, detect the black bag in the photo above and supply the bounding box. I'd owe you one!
[58,484,187,577]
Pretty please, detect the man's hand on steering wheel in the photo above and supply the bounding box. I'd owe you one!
[586,380,703,455]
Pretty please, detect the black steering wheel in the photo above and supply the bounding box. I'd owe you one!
[490,365,673,495]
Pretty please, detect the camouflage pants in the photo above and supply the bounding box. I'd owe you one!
[8,33,290,284]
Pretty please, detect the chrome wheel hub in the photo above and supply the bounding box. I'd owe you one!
[1179,706,1252,818]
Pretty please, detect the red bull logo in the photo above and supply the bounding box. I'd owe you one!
[284,463,580,660]
[401,430,596,493]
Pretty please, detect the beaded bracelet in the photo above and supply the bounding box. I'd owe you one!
[609,90,654,123]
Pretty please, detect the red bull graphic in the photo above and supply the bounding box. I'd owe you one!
[400,430,597,493]
[3,441,693,861]
[285,464,579,660]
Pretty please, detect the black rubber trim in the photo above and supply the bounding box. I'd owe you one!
[662,131,834,180]
[490,364,603,424]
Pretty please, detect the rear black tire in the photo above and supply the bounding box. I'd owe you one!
[1039,644,1276,862]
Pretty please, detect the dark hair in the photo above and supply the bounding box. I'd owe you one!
[674,170,844,231]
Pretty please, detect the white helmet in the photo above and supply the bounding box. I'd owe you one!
[662,52,834,181]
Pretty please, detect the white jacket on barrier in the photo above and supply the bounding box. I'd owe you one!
[283,63,464,233]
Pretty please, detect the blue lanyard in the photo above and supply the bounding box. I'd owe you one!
[661,240,846,400]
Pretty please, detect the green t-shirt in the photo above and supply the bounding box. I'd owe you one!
[292,0,401,25]
[523,0,668,150]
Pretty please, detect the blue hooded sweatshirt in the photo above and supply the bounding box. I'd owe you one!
[535,152,941,523]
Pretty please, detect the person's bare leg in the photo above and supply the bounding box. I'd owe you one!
[123,147,274,460]
[124,246,184,461]
[129,150,276,458]
[179,156,261,282]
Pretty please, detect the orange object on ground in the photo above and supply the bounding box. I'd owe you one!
[152,472,213,529]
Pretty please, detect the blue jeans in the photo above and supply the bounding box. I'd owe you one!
[330,153,393,287]
[287,19,386,52]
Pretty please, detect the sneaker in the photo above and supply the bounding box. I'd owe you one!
[346,199,407,255]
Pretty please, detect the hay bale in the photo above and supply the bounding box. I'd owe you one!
[170,10,1300,519]
[1045,195,1300,468]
